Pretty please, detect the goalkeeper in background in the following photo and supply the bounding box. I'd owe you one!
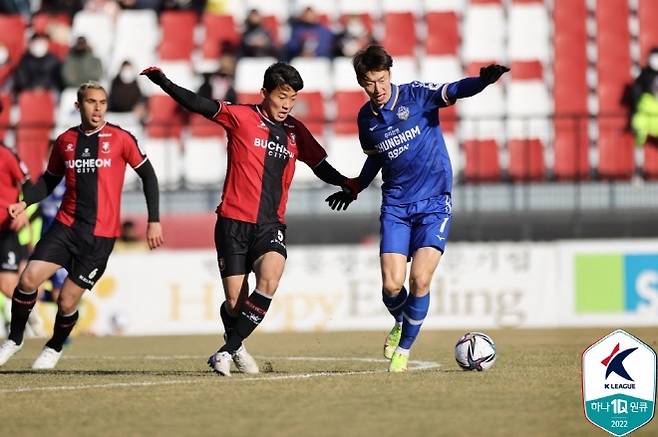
[326,45,509,372]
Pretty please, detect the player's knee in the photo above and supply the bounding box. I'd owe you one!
[256,277,279,295]
[57,297,78,315]
[408,274,432,294]
[382,279,404,296]
[19,268,42,291]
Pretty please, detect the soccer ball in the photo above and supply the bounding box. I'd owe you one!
[454,332,496,371]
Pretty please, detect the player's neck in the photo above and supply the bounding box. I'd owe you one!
[80,121,107,136]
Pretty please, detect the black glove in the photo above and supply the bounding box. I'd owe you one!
[140,66,168,87]
[479,64,510,85]
[325,191,354,211]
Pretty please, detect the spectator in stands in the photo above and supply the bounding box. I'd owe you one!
[83,0,120,18]
[162,0,205,15]
[198,54,237,103]
[118,0,163,10]
[631,76,658,147]
[239,9,279,59]
[61,36,103,89]
[334,14,376,58]
[13,34,62,95]
[40,0,83,15]
[286,6,334,60]
[108,60,145,118]
[626,47,658,122]
[0,0,30,16]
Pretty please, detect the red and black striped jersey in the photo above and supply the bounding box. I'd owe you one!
[0,144,29,231]
[47,122,147,238]
[211,102,327,224]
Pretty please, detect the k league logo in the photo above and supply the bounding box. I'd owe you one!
[582,329,656,436]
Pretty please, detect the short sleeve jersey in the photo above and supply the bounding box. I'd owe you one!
[357,82,454,206]
[47,122,147,237]
[0,144,29,231]
[210,102,327,224]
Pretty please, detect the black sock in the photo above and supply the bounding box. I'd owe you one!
[8,288,38,345]
[45,311,79,352]
[223,290,271,352]
[220,301,238,339]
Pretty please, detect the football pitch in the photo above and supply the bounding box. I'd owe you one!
[0,328,656,437]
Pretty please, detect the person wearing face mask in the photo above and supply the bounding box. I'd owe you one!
[334,15,377,58]
[13,34,63,94]
[61,36,103,89]
[108,60,145,116]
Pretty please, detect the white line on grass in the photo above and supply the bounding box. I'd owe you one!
[0,356,440,394]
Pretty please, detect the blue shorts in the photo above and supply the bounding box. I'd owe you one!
[380,195,452,258]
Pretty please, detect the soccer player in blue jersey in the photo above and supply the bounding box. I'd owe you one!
[326,45,509,372]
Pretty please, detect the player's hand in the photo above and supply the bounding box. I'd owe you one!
[479,64,510,85]
[342,178,361,199]
[9,211,28,231]
[325,191,354,211]
[146,222,164,250]
[140,66,167,86]
[7,201,26,219]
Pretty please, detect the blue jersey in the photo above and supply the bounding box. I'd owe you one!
[357,82,454,206]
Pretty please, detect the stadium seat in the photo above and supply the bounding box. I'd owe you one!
[201,13,240,60]
[507,1,549,62]
[553,117,589,180]
[461,4,505,62]
[332,57,360,91]
[141,61,199,97]
[597,117,635,180]
[234,57,278,93]
[507,61,551,144]
[334,90,367,135]
[237,92,262,105]
[420,57,462,133]
[291,58,333,96]
[638,0,658,61]
[17,90,54,144]
[459,62,505,144]
[508,139,545,181]
[0,15,26,72]
[54,87,79,134]
[596,0,631,113]
[110,10,159,78]
[71,12,114,68]
[337,0,379,16]
[158,11,197,61]
[0,93,10,141]
[31,13,71,59]
[390,57,418,85]
[644,141,658,179]
[16,140,49,180]
[338,12,375,35]
[327,135,369,181]
[424,12,460,56]
[260,15,282,47]
[291,91,325,137]
[189,113,225,138]
[382,0,422,14]
[183,137,227,187]
[422,0,466,12]
[381,12,416,56]
[141,139,183,189]
[146,95,184,139]
[463,139,500,182]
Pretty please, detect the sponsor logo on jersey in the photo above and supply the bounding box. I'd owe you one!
[65,158,112,173]
[65,143,74,152]
[372,125,421,159]
[253,137,294,160]
[101,142,111,153]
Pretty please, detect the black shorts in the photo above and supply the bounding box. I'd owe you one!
[215,217,287,278]
[0,230,28,273]
[30,221,116,289]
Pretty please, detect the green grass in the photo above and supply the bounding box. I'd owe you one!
[1,328,657,437]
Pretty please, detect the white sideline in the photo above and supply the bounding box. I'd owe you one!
[0,356,440,394]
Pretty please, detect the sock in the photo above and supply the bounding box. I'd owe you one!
[382,286,408,323]
[398,292,430,350]
[222,289,271,353]
[45,311,79,352]
[220,301,238,339]
[8,287,38,345]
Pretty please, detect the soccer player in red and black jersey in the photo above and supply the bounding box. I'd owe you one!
[0,99,31,305]
[141,62,357,376]
[0,81,164,370]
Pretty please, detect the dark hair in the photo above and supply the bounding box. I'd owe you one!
[262,62,304,93]
[353,45,393,82]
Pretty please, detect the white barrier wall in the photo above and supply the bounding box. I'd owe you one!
[39,240,658,336]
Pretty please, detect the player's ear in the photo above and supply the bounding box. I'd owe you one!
[74,100,80,112]
[260,87,268,101]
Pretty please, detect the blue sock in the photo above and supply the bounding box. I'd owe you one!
[382,286,408,323]
[398,292,430,350]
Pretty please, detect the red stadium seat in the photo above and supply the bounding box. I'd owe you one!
[334,90,367,135]
[159,11,197,60]
[553,117,589,180]
[16,140,49,179]
[146,95,184,138]
[439,105,457,134]
[17,90,54,144]
[0,93,10,141]
[291,91,324,137]
[261,15,281,46]
[189,113,225,138]
[339,13,374,35]
[424,12,459,56]
[381,12,416,57]
[644,140,658,179]
[638,0,658,61]
[510,60,543,80]
[508,139,545,181]
[463,139,500,182]
[598,117,635,180]
[0,15,26,71]
[237,93,262,105]
[31,13,70,59]
[201,13,240,60]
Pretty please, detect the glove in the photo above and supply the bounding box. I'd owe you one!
[342,178,361,198]
[140,66,168,86]
[325,191,354,211]
[479,64,510,85]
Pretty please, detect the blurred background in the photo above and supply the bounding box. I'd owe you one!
[0,0,656,336]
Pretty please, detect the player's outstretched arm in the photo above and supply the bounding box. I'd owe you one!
[140,66,220,119]
[134,160,164,249]
[445,64,510,102]
[325,155,381,211]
